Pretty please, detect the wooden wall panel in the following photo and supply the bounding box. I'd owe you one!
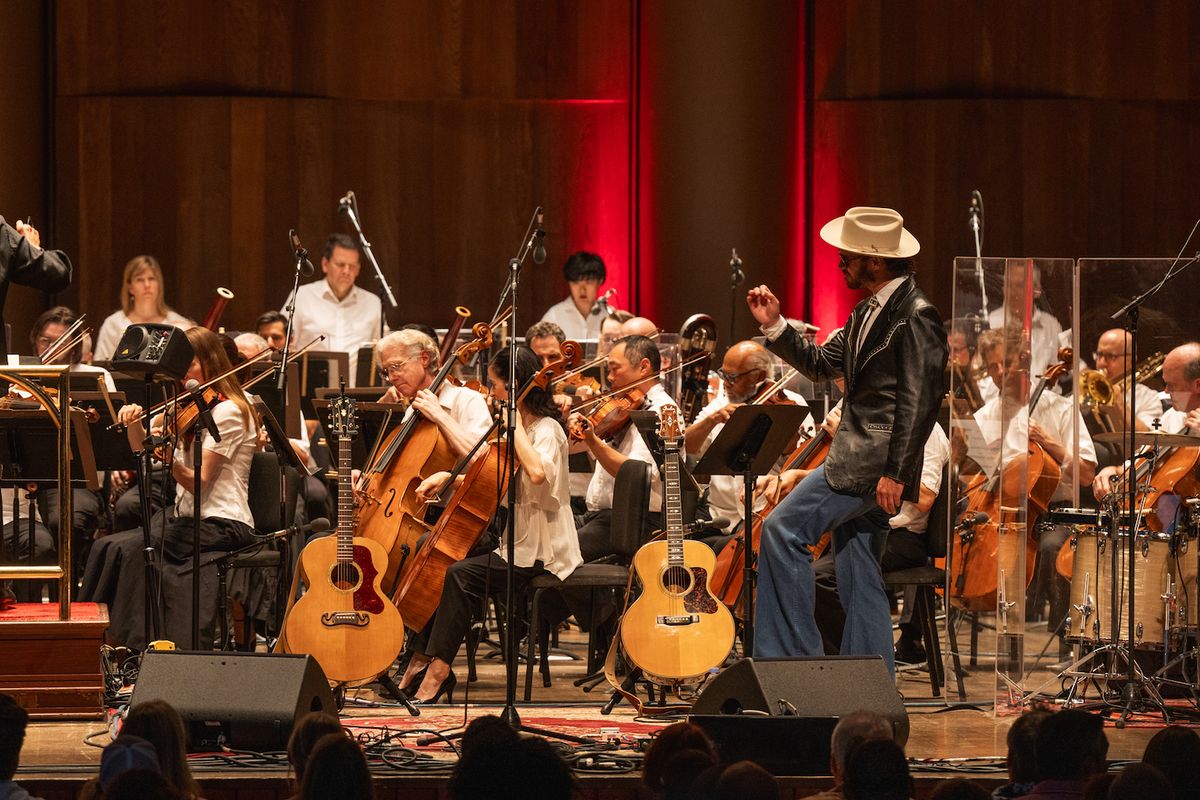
[56,0,631,101]
[54,96,630,335]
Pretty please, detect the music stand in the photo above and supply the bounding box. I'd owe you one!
[297,351,350,419]
[310,399,404,472]
[693,404,810,655]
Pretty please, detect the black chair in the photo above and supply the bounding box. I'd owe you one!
[523,458,652,701]
[881,464,967,700]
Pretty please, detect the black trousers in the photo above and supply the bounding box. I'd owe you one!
[414,552,548,665]
[574,508,663,564]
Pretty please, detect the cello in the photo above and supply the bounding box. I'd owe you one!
[948,348,1071,613]
[392,341,581,630]
[354,321,493,592]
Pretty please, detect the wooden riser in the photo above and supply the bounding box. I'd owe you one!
[0,602,108,718]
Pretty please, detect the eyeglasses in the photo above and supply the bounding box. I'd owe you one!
[718,368,762,383]
[1093,351,1124,362]
[379,356,419,378]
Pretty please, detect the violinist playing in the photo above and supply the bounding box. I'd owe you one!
[569,334,674,563]
[746,206,946,676]
[79,327,261,650]
[396,346,582,704]
[972,327,1096,648]
[683,340,810,542]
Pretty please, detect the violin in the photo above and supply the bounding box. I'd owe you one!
[569,386,646,442]
[152,385,224,462]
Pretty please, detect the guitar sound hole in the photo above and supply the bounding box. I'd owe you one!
[662,566,692,595]
[329,564,362,592]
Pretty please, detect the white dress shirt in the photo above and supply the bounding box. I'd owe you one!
[283,280,386,386]
[173,400,257,526]
[94,309,192,362]
[499,416,582,580]
[540,296,603,341]
[401,382,494,447]
[987,306,1065,380]
[584,383,673,512]
[888,423,949,533]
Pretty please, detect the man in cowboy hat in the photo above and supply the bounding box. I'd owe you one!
[746,206,947,674]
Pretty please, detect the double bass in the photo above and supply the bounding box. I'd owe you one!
[948,348,1072,613]
[354,322,493,591]
[392,341,581,630]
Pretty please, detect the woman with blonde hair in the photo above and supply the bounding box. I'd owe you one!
[93,255,192,361]
[80,326,260,649]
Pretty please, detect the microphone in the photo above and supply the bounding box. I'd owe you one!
[532,212,547,265]
[337,190,355,211]
[289,229,315,277]
[969,190,982,232]
[672,517,733,535]
[591,288,617,316]
[955,511,989,533]
[729,248,745,289]
[183,379,222,443]
[261,517,332,541]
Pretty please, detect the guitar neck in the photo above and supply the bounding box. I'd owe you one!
[337,434,353,563]
[664,437,684,568]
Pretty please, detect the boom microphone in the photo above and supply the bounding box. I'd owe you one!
[532,211,547,265]
[288,229,315,277]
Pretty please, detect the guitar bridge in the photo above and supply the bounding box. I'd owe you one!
[656,614,699,626]
[321,612,369,627]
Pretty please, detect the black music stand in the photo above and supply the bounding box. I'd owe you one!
[693,404,810,655]
[311,399,404,473]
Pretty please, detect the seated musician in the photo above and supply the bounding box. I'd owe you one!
[683,340,810,548]
[93,255,192,362]
[1090,327,1163,430]
[569,335,673,563]
[1092,342,1200,517]
[598,310,633,358]
[972,327,1096,644]
[281,233,387,385]
[538,251,607,341]
[79,327,260,649]
[396,346,582,703]
[255,310,289,351]
[375,329,493,459]
[525,320,577,416]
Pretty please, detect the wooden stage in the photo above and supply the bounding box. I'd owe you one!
[10,616,1193,799]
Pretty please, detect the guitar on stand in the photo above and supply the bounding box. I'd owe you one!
[279,389,407,687]
[621,405,735,684]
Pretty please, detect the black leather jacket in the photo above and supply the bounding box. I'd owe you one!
[766,275,946,502]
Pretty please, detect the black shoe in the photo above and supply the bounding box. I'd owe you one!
[399,665,429,696]
[894,637,926,665]
[411,672,457,705]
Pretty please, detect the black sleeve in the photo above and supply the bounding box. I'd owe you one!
[883,307,947,484]
[0,218,73,294]
[764,322,845,382]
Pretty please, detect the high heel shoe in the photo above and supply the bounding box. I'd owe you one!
[399,665,429,696]
[411,671,457,705]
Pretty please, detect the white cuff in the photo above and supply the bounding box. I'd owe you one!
[760,317,789,341]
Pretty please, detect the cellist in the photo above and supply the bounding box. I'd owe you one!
[397,346,582,704]
[971,327,1096,653]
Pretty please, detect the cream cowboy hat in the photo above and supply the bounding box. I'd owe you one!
[820,206,920,259]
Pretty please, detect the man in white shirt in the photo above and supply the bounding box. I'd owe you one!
[1090,327,1163,431]
[569,335,672,562]
[987,264,1067,379]
[281,233,386,385]
[538,251,607,341]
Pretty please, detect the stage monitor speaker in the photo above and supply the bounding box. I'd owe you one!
[129,651,335,752]
[690,656,908,775]
[111,323,194,381]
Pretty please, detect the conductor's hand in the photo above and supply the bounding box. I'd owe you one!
[13,220,41,248]
[876,476,904,515]
[746,285,782,329]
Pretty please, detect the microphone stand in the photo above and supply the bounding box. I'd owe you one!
[729,249,744,347]
[340,194,398,338]
[276,249,305,392]
[188,387,222,650]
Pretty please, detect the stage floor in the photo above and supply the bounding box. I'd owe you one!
[12,617,1195,799]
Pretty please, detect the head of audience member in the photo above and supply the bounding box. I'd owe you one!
[1092,329,1134,380]
[714,760,778,800]
[621,316,657,339]
[457,714,520,761]
[119,700,199,799]
[526,321,566,367]
[29,305,83,364]
[1034,709,1108,785]
[375,329,438,398]
[948,318,979,368]
[298,733,373,800]
[234,332,269,361]
[321,233,362,301]
[562,251,606,317]
[184,326,254,424]
[0,693,28,784]
[657,749,719,799]
[400,322,440,346]
[1163,342,1200,414]
[1142,724,1200,800]
[843,738,911,800]
[102,769,183,800]
[255,311,290,351]
[599,310,632,355]
[641,721,718,795]
[120,255,175,318]
[829,709,894,784]
[719,341,774,404]
[929,777,990,800]
[99,735,161,792]
[607,335,660,393]
[490,346,562,425]
[287,712,345,788]
[1108,762,1172,800]
[1004,707,1051,791]
[448,735,575,800]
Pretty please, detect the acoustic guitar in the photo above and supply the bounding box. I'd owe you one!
[621,405,735,682]
[281,390,406,684]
